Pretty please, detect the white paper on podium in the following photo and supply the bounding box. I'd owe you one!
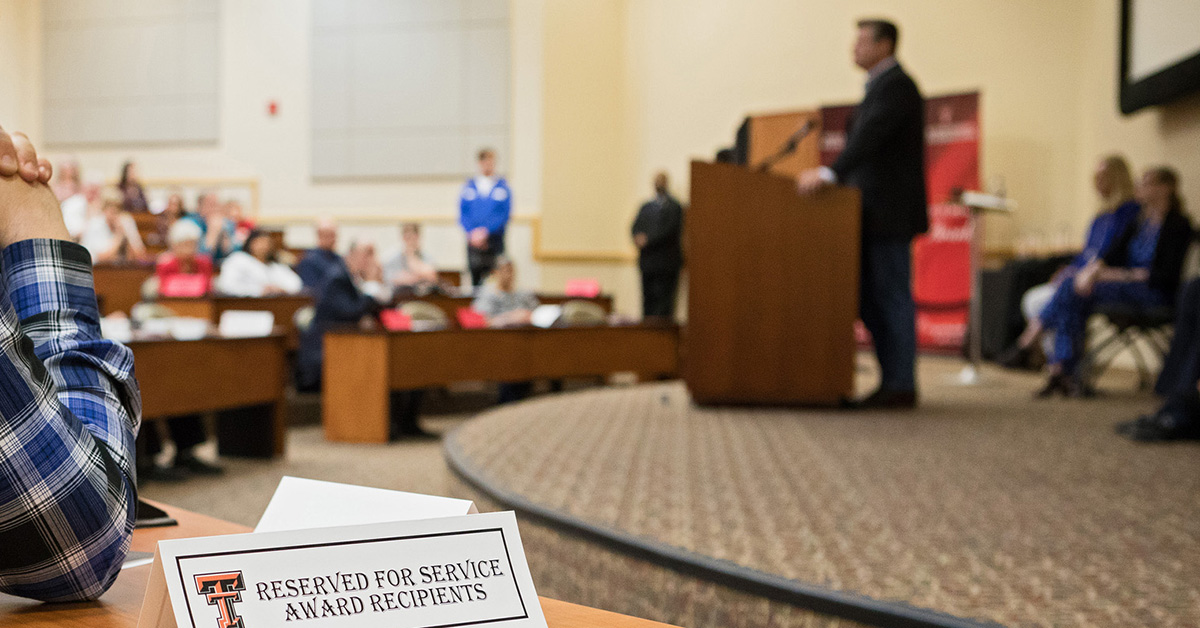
[137,512,546,628]
[254,477,477,533]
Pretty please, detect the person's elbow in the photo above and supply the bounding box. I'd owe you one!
[10,486,136,603]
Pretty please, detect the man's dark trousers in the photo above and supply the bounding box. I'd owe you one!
[641,270,679,319]
[860,237,916,393]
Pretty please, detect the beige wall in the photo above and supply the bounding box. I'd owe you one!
[3,1,1200,314]
[1077,3,1200,229]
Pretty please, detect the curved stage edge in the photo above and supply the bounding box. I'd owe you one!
[443,400,997,628]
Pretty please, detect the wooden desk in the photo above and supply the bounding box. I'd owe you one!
[393,294,614,327]
[324,325,678,443]
[127,334,289,458]
[156,295,311,350]
[0,502,676,628]
[93,263,156,316]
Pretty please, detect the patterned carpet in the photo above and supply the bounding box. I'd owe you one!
[445,360,1200,627]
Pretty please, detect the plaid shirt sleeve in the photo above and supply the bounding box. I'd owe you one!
[0,239,141,602]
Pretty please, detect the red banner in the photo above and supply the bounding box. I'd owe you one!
[820,91,980,352]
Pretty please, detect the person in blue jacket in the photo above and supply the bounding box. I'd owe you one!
[460,148,511,287]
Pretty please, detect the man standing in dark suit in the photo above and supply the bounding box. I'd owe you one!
[632,171,685,320]
[799,18,927,408]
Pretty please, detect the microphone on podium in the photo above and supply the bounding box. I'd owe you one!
[756,120,816,173]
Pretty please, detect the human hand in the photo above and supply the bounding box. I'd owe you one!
[1074,261,1101,296]
[796,168,827,195]
[0,128,70,247]
[0,126,53,184]
[469,227,489,249]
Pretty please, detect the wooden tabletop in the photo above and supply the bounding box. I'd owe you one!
[0,502,678,628]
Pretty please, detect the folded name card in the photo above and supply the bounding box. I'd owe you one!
[138,512,546,628]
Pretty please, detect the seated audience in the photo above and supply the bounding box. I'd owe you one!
[1001,155,1140,368]
[225,198,255,248]
[1036,166,1193,397]
[54,159,89,240]
[149,191,186,248]
[0,127,139,602]
[156,219,213,296]
[472,256,539,327]
[50,157,80,202]
[472,256,539,402]
[296,242,392,392]
[215,229,303,297]
[384,222,439,293]
[118,160,148,213]
[79,188,147,263]
[296,217,342,296]
[183,191,236,263]
[1118,278,1200,441]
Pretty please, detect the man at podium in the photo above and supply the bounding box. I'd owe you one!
[798,18,927,408]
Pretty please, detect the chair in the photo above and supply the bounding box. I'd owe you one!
[1082,303,1175,390]
[399,300,450,331]
[559,300,606,327]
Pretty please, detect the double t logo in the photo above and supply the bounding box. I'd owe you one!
[194,571,247,628]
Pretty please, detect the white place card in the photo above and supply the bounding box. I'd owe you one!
[138,512,546,628]
[254,477,477,533]
[218,310,275,338]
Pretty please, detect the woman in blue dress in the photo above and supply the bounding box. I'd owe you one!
[1001,155,1139,368]
[1036,167,1193,397]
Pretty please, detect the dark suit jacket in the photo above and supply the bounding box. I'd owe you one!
[632,194,684,274]
[1103,208,1194,304]
[295,262,382,390]
[831,63,928,242]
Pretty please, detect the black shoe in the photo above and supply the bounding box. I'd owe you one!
[390,421,438,441]
[174,453,224,476]
[1128,412,1198,442]
[1115,414,1155,435]
[140,464,190,483]
[847,388,918,410]
[996,345,1032,370]
[1035,374,1069,398]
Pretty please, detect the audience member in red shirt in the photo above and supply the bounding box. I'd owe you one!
[155,219,213,297]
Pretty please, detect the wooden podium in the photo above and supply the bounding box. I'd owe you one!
[684,161,860,405]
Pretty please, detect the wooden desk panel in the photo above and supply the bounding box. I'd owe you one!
[128,335,288,457]
[324,325,679,444]
[0,502,677,627]
[93,264,156,316]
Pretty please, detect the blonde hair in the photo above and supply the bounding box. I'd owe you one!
[1098,154,1135,212]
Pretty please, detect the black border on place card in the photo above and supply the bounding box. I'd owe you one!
[175,528,529,628]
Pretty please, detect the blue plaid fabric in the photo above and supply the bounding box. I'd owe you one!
[0,239,140,602]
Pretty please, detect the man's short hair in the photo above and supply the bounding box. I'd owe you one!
[857,18,899,51]
[477,148,495,161]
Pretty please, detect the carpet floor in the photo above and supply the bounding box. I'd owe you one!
[142,357,1200,627]
[446,359,1200,628]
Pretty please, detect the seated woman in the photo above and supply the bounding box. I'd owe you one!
[1037,166,1193,397]
[155,219,213,296]
[79,188,147,263]
[472,256,540,402]
[214,229,303,297]
[1001,155,1140,367]
[384,222,439,294]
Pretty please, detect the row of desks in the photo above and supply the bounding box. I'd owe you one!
[129,324,680,453]
[0,501,677,627]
